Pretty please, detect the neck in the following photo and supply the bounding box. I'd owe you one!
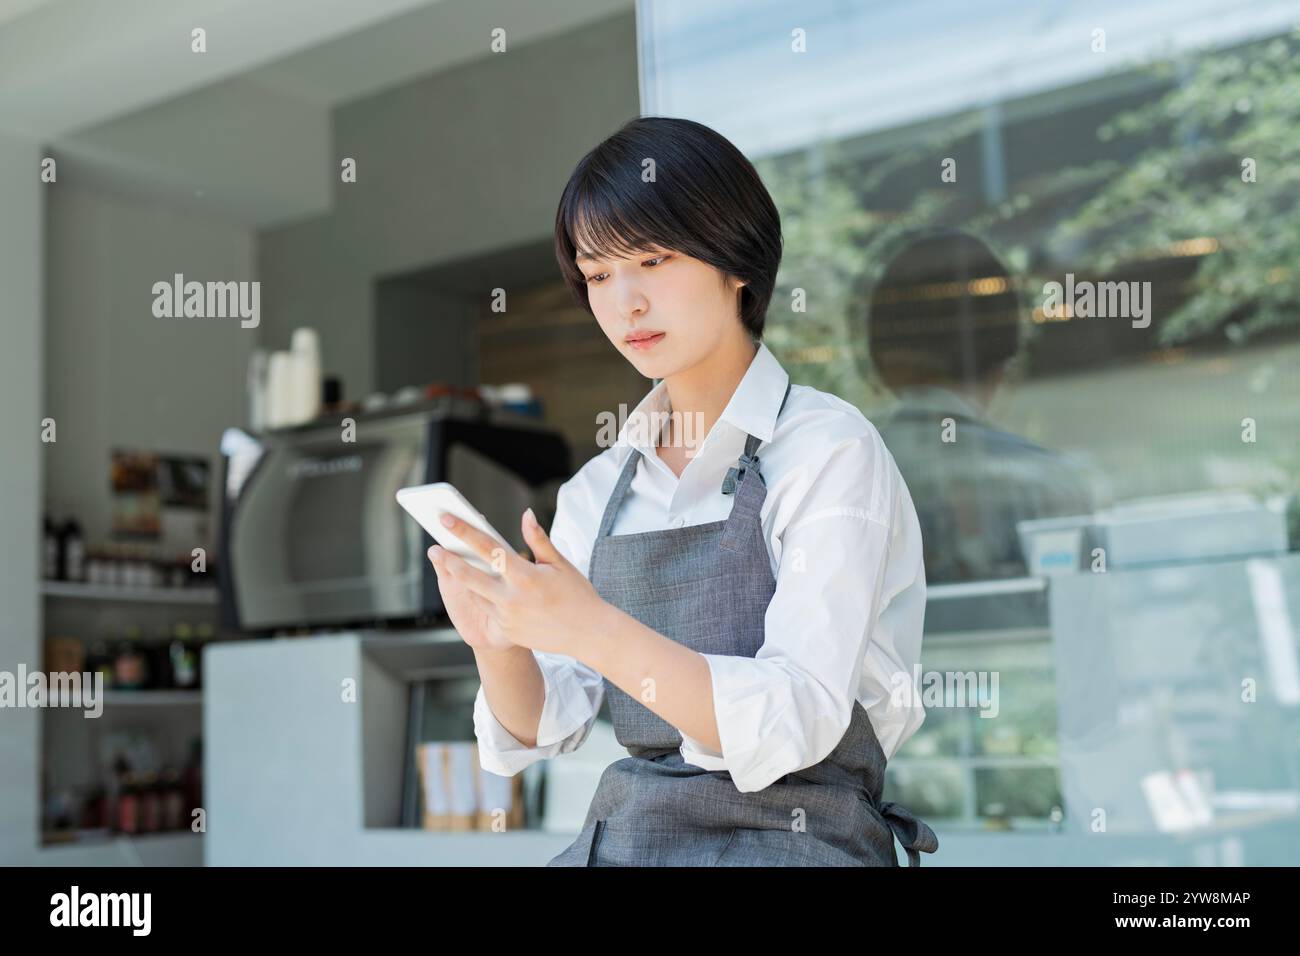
[660,333,758,452]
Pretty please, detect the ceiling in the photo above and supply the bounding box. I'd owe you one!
[0,0,632,226]
[0,0,58,30]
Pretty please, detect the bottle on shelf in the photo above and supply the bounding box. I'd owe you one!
[112,627,148,690]
[123,544,142,588]
[138,771,161,833]
[164,552,183,589]
[146,545,161,588]
[195,620,214,688]
[60,516,85,583]
[182,738,202,829]
[43,513,62,580]
[161,769,184,831]
[44,784,77,831]
[147,625,171,689]
[87,634,115,687]
[148,546,163,589]
[80,784,108,832]
[106,543,126,587]
[116,772,139,835]
[127,543,145,587]
[123,543,142,588]
[108,754,129,833]
[169,622,199,690]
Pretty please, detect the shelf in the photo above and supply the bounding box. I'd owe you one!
[927,577,1047,601]
[42,581,217,604]
[50,688,202,706]
[890,754,1060,768]
[104,689,202,706]
[43,828,202,847]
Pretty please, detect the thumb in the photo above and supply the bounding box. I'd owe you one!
[522,508,567,566]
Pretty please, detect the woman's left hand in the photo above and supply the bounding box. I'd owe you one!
[428,508,607,658]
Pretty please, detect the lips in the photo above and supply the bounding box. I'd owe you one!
[625,331,666,350]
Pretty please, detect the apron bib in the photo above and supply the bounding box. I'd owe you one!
[547,382,938,866]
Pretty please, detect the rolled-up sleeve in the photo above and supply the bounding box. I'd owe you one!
[474,651,604,776]
[679,432,896,793]
[474,477,607,777]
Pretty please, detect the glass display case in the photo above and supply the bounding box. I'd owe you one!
[884,579,1063,831]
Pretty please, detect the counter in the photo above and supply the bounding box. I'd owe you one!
[204,629,576,865]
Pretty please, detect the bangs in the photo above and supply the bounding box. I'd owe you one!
[557,175,675,274]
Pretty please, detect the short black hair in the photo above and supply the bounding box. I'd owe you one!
[553,116,783,339]
[862,228,1023,389]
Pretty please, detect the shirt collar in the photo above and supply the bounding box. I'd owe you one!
[716,340,790,443]
[616,340,792,452]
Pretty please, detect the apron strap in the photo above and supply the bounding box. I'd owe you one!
[721,380,793,495]
[594,444,641,542]
[879,800,940,867]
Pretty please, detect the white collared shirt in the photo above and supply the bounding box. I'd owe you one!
[473,341,928,793]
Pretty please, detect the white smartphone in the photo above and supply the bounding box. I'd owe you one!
[396,482,514,575]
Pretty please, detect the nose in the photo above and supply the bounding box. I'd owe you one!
[613,275,649,322]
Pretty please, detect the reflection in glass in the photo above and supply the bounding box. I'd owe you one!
[864,229,1099,584]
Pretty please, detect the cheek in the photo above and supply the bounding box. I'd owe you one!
[587,293,621,339]
[672,268,729,313]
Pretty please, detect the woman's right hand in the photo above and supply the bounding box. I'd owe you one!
[428,545,516,653]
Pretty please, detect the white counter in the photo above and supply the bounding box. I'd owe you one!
[203,630,576,865]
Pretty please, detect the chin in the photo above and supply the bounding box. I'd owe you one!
[623,346,680,380]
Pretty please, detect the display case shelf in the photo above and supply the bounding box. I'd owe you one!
[42,580,217,604]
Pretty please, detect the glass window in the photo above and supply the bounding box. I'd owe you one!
[640,0,1300,864]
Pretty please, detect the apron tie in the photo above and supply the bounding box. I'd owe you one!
[721,453,760,495]
[879,800,939,867]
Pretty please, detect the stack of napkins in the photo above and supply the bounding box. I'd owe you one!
[417,741,522,831]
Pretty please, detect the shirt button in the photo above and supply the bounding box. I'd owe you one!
[670,516,686,528]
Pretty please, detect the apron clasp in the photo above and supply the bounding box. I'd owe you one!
[721,453,761,495]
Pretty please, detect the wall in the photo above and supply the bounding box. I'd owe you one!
[43,180,257,548]
[256,10,640,407]
[0,131,44,864]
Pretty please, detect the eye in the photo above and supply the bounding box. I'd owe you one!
[585,272,608,284]
[642,255,670,267]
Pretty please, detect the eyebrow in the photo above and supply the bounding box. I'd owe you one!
[575,245,663,265]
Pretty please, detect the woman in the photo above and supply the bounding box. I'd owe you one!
[428,116,937,866]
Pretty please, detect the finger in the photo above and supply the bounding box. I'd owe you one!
[521,507,569,567]
[428,545,455,581]
[442,551,510,602]
[438,513,520,574]
[429,544,462,579]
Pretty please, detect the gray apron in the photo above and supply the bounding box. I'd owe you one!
[547,382,939,866]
